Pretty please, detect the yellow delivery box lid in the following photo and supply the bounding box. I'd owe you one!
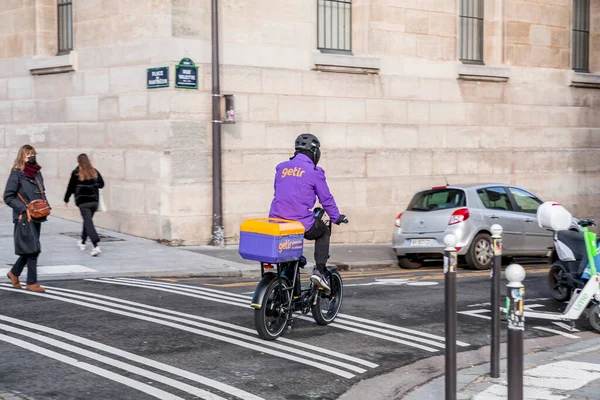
[240,218,305,237]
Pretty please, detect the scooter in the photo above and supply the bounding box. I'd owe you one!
[505,201,600,333]
[547,218,598,302]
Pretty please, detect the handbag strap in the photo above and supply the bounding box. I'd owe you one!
[35,177,48,202]
[17,192,27,206]
[16,193,32,222]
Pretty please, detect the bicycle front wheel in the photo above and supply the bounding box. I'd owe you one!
[255,278,291,340]
[311,271,343,325]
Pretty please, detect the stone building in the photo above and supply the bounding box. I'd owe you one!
[0,0,599,245]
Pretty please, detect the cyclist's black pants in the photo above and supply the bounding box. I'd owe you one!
[304,219,330,273]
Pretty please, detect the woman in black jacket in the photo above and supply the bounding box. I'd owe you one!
[3,144,48,292]
[64,154,105,256]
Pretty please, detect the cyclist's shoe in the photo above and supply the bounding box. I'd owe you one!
[310,270,330,291]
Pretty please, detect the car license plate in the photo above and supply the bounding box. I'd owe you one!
[410,239,433,247]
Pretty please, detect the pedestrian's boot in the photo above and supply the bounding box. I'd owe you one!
[25,284,45,293]
[6,272,21,289]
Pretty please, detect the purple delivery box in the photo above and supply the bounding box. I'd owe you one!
[239,218,305,263]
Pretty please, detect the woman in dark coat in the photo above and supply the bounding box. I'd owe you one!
[3,144,48,292]
[64,154,105,256]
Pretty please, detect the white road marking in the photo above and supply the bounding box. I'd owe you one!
[466,298,550,308]
[0,285,359,378]
[0,333,185,400]
[331,318,446,349]
[296,317,439,353]
[532,326,581,339]
[0,265,96,275]
[0,315,265,400]
[552,322,580,332]
[460,306,583,338]
[87,278,248,308]
[103,278,463,349]
[0,323,227,400]
[336,314,470,347]
[344,278,438,287]
[118,278,252,300]
[43,284,377,369]
[457,309,492,320]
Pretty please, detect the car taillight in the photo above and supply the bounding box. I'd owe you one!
[395,213,403,227]
[449,208,470,225]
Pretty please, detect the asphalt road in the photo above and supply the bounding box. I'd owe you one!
[0,265,591,400]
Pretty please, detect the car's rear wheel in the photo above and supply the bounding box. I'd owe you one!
[397,256,423,269]
[465,233,493,270]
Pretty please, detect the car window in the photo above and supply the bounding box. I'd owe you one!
[407,189,466,211]
[477,187,514,211]
[508,187,542,213]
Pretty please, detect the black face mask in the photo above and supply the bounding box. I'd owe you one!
[27,156,36,165]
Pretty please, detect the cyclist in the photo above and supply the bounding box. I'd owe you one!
[269,133,347,291]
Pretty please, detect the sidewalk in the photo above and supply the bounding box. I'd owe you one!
[185,242,398,270]
[0,205,255,281]
[405,335,600,400]
[0,205,398,282]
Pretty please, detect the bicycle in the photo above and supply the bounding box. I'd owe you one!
[249,208,346,340]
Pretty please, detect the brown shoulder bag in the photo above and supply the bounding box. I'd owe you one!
[18,178,51,219]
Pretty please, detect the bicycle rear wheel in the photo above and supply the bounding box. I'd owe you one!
[311,271,343,325]
[255,278,291,340]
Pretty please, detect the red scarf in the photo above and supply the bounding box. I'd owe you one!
[23,163,41,179]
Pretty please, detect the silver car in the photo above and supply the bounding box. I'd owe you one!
[392,184,579,270]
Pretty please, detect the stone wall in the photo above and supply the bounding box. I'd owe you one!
[1,0,600,246]
[0,0,176,241]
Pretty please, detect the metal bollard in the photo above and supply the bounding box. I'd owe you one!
[490,224,503,378]
[505,264,526,400]
[443,234,458,400]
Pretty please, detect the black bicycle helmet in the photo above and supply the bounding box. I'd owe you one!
[294,133,321,165]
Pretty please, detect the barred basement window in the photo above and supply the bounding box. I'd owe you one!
[460,0,484,64]
[573,0,590,72]
[57,0,73,55]
[317,0,352,53]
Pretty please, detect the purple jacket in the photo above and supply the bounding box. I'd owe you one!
[269,154,341,232]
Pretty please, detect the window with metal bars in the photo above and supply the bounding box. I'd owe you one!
[573,0,590,72]
[57,0,73,55]
[317,0,352,53]
[459,0,484,64]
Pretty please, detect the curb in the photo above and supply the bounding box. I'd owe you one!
[331,260,398,271]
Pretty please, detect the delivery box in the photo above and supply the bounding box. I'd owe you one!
[239,218,305,263]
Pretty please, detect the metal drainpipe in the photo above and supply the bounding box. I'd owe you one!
[211,0,224,247]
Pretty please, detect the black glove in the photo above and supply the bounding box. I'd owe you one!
[335,214,348,225]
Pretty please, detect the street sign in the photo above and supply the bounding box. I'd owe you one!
[175,57,198,89]
[147,67,169,89]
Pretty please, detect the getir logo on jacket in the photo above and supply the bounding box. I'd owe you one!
[281,167,305,178]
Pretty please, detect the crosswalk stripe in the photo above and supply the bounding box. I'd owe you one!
[87,278,248,308]
[117,277,252,301]
[44,285,373,371]
[0,323,227,400]
[0,285,359,378]
[0,315,264,400]
[43,287,366,375]
[335,314,470,347]
[296,315,439,352]
[331,318,446,349]
[0,333,185,400]
[107,278,469,350]
[41,285,377,369]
